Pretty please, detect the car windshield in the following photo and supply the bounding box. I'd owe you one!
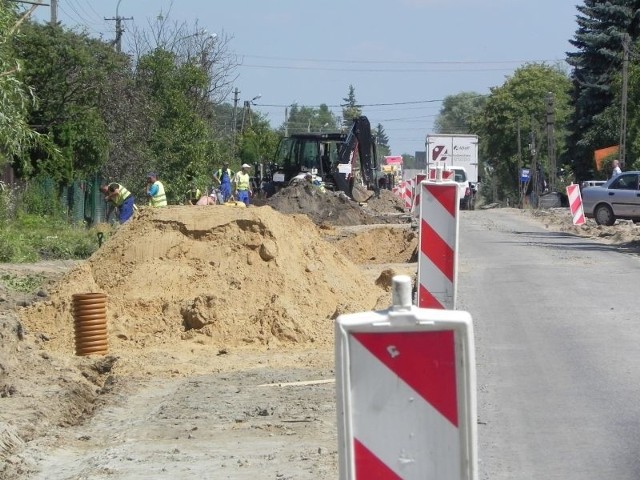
[454,170,467,182]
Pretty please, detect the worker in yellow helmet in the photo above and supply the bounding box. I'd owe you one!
[146,172,167,207]
[232,164,253,206]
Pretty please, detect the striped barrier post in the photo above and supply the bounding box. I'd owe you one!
[336,275,477,480]
[403,179,414,210]
[411,174,427,216]
[418,178,459,309]
[566,183,585,226]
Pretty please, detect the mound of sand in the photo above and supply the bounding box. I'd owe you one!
[20,206,387,359]
[335,225,418,264]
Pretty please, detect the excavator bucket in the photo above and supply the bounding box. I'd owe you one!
[351,184,374,203]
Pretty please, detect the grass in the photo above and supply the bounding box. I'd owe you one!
[0,214,100,263]
[0,272,46,293]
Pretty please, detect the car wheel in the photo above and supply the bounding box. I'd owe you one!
[594,204,615,226]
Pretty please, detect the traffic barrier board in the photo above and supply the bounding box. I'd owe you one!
[566,183,585,225]
[418,180,459,309]
[336,276,477,480]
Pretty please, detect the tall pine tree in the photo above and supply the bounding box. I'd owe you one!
[341,84,362,127]
[566,0,640,178]
[375,123,391,157]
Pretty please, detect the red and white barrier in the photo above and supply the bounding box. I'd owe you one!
[403,179,414,210]
[566,183,585,226]
[411,174,427,216]
[335,276,477,480]
[418,179,459,309]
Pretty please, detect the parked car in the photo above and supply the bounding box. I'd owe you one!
[580,180,606,190]
[582,171,640,225]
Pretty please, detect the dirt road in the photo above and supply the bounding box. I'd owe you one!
[23,357,338,480]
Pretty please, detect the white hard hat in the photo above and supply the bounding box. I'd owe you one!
[241,163,251,169]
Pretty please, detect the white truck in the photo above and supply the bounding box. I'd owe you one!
[425,134,479,210]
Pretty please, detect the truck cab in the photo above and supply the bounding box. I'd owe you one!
[451,166,475,210]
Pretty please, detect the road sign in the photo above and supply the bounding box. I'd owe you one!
[335,276,477,480]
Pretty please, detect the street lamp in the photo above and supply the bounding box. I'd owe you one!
[242,94,262,131]
[320,122,329,133]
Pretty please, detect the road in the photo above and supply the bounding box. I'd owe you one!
[461,209,640,479]
[15,208,640,479]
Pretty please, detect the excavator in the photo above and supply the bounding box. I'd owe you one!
[259,116,381,202]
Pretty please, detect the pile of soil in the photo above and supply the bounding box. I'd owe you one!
[267,184,409,226]
[332,225,418,264]
[19,206,388,368]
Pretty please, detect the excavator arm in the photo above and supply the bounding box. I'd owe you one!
[335,116,380,201]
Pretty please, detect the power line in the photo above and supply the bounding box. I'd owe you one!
[240,63,519,73]
[255,98,446,108]
[239,54,564,66]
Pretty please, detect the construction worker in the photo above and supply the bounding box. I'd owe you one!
[213,162,233,202]
[233,164,253,206]
[100,183,135,224]
[146,172,167,207]
[186,182,202,205]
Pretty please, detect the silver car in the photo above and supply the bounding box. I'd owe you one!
[582,171,640,225]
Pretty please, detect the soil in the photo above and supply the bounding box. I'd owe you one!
[2,199,639,478]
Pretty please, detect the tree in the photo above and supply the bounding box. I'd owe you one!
[566,0,640,179]
[341,85,362,127]
[14,23,124,182]
[434,92,487,134]
[375,123,391,157]
[475,64,571,201]
[284,103,339,134]
[0,4,57,173]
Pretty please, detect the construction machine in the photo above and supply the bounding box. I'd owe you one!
[259,116,381,202]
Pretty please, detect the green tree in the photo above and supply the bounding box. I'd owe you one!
[341,84,362,127]
[284,103,338,134]
[375,123,391,157]
[434,92,487,134]
[0,4,57,172]
[566,0,640,178]
[475,64,571,201]
[136,47,217,202]
[14,23,123,182]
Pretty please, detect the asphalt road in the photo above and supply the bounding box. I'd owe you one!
[459,209,640,479]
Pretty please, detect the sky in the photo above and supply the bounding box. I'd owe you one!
[33,0,580,156]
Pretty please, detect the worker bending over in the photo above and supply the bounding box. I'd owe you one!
[100,183,135,224]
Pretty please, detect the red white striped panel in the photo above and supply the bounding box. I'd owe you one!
[349,331,461,479]
[566,184,585,226]
[418,182,458,309]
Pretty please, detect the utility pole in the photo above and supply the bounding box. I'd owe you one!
[50,0,57,25]
[232,87,240,156]
[284,107,288,137]
[517,118,523,207]
[620,33,630,169]
[529,117,539,208]
[105,1,132,53]
[546,92,557,192]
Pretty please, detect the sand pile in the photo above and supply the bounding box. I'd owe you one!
[20,206,387,357]
[335,226,418,264]
[267,183,409,226]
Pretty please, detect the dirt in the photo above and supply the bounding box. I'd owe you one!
[267,183,409,226]
[3,199,639,478]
